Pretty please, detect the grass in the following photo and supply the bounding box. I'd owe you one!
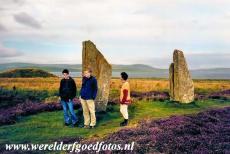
[1,78,229,93]
[0,99,229,145]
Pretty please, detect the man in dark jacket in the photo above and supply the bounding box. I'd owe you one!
[80,68,98,129]
[59,69,78,127]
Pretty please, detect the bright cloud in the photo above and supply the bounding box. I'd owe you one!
[0,43,23,57]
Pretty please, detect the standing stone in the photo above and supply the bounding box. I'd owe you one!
[82,40,112,111]
[169,63,174,101]
[169,49,194,103]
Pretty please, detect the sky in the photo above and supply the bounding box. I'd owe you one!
[0,0,230,69]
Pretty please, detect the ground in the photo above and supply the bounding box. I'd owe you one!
[0,78,229,153]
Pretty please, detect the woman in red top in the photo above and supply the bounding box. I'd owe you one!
[120,72,131,126]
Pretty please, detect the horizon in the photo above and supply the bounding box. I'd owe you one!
[0,0,230,69]
[0,62,230,70]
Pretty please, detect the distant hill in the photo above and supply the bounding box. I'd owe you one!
[0,63,82,72]
[0,63,160,72]
[190,68,230,79]
[0,63,229,79]
[112,64,165,72]
[0,68,57,78]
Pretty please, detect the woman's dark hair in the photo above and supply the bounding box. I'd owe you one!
[62,69,69,74]
[121,72,128,80]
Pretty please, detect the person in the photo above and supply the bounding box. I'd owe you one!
[80,68,98,129]
[119,72,131,126]
[59,69,78,127]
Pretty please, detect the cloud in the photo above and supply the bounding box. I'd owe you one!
[186,53,230,69]
[0,23,7,31]
[0,43,23,57]
[0,0,25,13]
[13,12,42,29]
[0,0,229,67]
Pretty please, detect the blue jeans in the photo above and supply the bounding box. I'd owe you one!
[60,100,78,125]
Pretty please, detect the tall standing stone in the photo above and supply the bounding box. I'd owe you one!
[169,63,174,101]
[169,49,194,103]
[82,40,112,111]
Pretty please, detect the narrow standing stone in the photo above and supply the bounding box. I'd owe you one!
[169,49,194,103]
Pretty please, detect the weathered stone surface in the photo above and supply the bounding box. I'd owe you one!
[169,49,194,103]
[169,63,174,101]
[82,40,112,111]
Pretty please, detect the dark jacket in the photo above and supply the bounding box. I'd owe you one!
[80,76,98,100]
[59,77,77,101]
